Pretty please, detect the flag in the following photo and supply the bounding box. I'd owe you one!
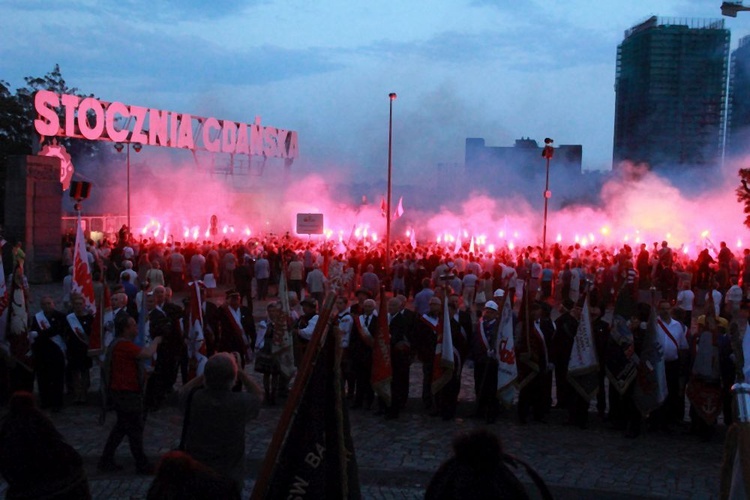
[392,196,404,221]
[495,295,517,403]
[409,227,417,249]
[633,303,668,417]
[251,293,361,500]
[346,224,357,249]
[380,196,386,217]
[469,236,475,254]
[372,287,392,406]
[0,243,8,356]
[72,215,96,316]
[91,282,111,355]
[186,281,207,380]
[567,296,600,400]
[431,294,455,394]
[276,270,296,378]
[135,290,147,348]
[453,231,461,254]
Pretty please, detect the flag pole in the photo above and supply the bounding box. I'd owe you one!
[251,292,337,500]
[385,92,397,278]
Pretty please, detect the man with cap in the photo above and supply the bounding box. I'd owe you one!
[350,288,372,316]
[472,299,501,423]
[216,289,256,368]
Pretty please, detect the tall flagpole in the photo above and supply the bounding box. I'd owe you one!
[385,92,397,276]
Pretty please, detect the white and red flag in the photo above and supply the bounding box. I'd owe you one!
[380,196,387,217]
[495,295,517,403]
[72,216,95,315]
[431,295,455,394]
[186,280,207,379]
[392,196,404,221]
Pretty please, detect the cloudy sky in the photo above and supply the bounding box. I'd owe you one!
[3,0,749,182]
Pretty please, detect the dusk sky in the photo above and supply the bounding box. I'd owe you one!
[3,0,750,181]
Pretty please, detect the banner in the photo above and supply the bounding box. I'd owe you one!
[633,305,668,417]
[604,316,639,395]
[567,296,600,400]
[275,271,296,378]
[495,295,517,400]
[431,295,454,395]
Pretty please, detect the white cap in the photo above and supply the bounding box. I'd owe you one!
[493,289,505,298]
[484,300,499,311]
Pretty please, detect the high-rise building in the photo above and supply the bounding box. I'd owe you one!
[613,16,730,171]
[728,35,750,156]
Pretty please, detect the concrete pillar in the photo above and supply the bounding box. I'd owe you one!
[4,155,62,283]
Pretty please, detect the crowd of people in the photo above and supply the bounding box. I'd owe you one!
[0,228,748,496]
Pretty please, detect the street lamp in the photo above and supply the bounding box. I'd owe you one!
[114,141,142,235]
[541,138,554,255]
[385,92,397,275]
[722,1,750,16]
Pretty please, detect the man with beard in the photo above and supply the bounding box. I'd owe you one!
[30,296,67,411]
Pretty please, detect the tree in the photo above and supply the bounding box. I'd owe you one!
[0,65,116,225]
[736,168,750,229]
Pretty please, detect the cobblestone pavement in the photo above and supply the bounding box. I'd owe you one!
[0,284,727,499]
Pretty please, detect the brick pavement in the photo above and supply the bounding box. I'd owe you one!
[0,283,727,499]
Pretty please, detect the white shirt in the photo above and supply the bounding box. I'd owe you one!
[337,309,353,348]
[298,314,319,341]
[676,289,694,312]
[726,285,743,306]
[656,317,688,362]
[705,290,722,317]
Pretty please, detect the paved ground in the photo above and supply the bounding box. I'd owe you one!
[0,282,728,499]
[0,361,726,500]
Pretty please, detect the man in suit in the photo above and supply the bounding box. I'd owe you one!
[387,297,411,418]
[216,289,256,368]
[350,298,376,410]
[30,296,67,410]
[144,286,181,410]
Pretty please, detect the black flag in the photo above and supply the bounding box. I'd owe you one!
[252,293,361,499]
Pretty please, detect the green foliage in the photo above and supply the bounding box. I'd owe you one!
[736,168,750,229]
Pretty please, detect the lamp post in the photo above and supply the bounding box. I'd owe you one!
[541,138,554,256]
[114,142,142,234]
[385,92,397,274]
